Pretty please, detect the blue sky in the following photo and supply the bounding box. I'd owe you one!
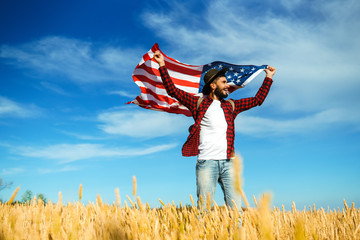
[1,0,359,209]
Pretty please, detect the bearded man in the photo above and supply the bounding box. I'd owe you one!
[154,50,275,209]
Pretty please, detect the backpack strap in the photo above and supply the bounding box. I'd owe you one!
[227,99,235,112]
[196,97,204,110]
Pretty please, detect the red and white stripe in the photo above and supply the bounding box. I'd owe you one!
[129,43,203,116]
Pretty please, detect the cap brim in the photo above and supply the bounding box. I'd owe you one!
[202,67,228,94]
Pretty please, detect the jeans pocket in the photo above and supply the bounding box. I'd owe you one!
[196,160,207,170]
[197,160,207,165]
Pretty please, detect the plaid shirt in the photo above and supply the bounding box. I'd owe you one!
[159,66,273,158]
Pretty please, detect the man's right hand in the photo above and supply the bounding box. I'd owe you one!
[154,50,165,67]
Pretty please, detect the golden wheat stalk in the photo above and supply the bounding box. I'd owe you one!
[190,194,195,207]
[96,194,103,207]
[294,216,306,240]
[159,198,166,207]
[231,199,239,211]
[344,199,349,212]
[213,200,219,212]
[199,195,204,210]
[137,196,145,211]
[206,192,211,211]
[115,188,121,207]
[292,201,296,213]
[126,195,135,208]
[233,154,250,209]
[58,191,63,207]
[355,223,360,235]
[6,186,20,204]
[253,195,258,208]
[233,154,242,193]
[132,176,137,198]
[79,184,83,202]
[258,193,274,240]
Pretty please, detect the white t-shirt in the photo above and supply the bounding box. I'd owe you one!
[198,100,228,160]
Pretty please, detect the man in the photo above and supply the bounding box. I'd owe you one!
[154,50,275,209]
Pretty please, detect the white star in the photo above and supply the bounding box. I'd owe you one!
[234,72,238,76]
[218,64,223,69]
[229,67,234,71]
[227,75,232,79]
[251,67,255,71]
[240,68,244,72]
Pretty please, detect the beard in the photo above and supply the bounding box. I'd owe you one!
[214,86,229,99]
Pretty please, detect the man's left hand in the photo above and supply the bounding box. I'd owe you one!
[264,66,276,79]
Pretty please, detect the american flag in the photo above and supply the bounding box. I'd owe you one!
[128,43,267,117]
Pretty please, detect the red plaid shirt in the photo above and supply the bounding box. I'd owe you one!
[159,66,273,158]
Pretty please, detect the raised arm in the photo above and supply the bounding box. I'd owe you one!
[154,50,199,112]
[233,66,275,116]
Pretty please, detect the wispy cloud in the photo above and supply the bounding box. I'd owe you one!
[236,108,360,136]
[37,165,80,174]
[14,143,178,163]
[1,168,25,176]
[141,0,360,133]
[97,108,192,138]
[0,36,141,84]
[108,90,137,99]
[59,130,110,141]
[40,81,71,96]
[0,96,42,118]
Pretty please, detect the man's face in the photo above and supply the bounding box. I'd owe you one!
[213,76,229,99]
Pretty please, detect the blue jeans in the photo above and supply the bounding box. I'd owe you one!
[196,159,241,210]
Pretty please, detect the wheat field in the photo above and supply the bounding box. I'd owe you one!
[1,187,359,240]
[1,156,359,239]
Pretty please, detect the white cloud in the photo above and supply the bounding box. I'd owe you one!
[142,0,360,133]
[40,81,71,96]
[236,107,360,136]
[59,130,110,141]
[280,0,302,10]
[108,90,137,99]
[0,96,42,118]
[0,36,141,84]
[37,165,80,174]
[97,108,192,138]
[1,168,25,176]
[15,143,178,163]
